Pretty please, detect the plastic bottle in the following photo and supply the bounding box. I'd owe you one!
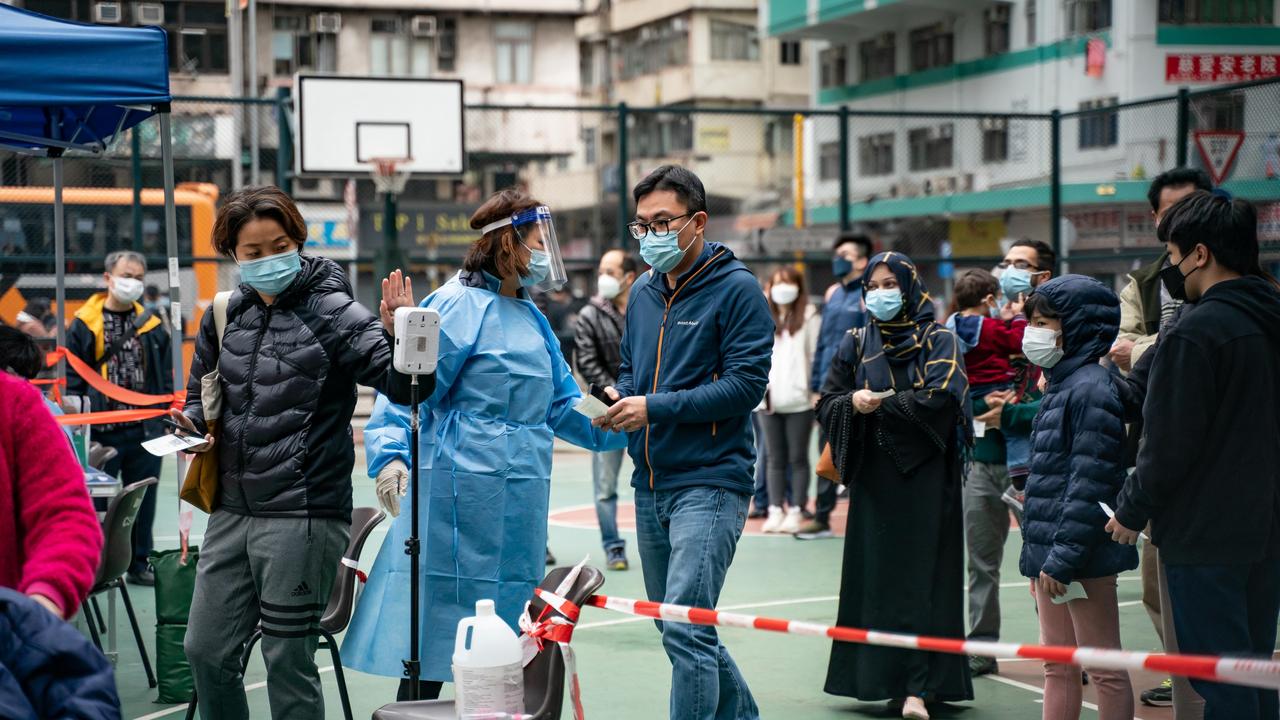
[453,599,524,719]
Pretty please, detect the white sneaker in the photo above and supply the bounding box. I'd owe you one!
[761,506,784,533]
[779,507,803,534]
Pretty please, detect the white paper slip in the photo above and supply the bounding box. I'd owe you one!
[1098,502,1150,540]
[867,389,896,400]
[1051,581,1089,605]
[142,433,208,457]
[973,420,987,438]
[573,395,610,420]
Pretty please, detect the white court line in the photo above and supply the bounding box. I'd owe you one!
[1118,600,1145,608]
[131,667,335,720]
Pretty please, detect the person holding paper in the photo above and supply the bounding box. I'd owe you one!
[1016,276,1137,720]
[817,252,972,719]
[345,189,627,702]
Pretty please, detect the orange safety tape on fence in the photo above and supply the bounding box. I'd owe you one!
[47,347,184,408]
[55,408,170,427]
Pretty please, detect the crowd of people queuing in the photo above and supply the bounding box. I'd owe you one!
[0,163,1277,720]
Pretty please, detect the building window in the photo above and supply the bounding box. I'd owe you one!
[1159,0,1274,24]
[161,2,229,74]
[780,40,802,66]
[858,33,896,82]
[819,45,848,88]
[909,24,953,72]
[710,20,759,62]
[764,119,795,156]
[1192,92,1245,130]
[1027,0,1037,44]
[272,15,336,76]
[982,117,1009,163]
[1078,97,1119,149]
[1066,0,1112,35]
[618,16,689,81]
[583,128,598,165]
[908,124,953,171]
[438,17,458,73]
[494,20,534,84]
[370,18,433,78]
[859,133,894,176]
[632,114,693,159]
[819,142,842,181]
[985,3,1012,56]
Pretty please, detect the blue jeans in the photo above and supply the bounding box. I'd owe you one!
[592,449,627,553]
[635,486,759,720]
[750,413,768,513]
[1165,557,1280,720]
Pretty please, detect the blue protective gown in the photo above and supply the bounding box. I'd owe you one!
[343,270,627,681]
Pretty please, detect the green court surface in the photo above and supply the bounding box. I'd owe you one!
[114,445,1173,720]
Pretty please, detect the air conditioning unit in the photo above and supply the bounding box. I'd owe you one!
[311,12,341,34]
[411,15,438,37]
[93,2,121,23]
[980,116,1008,131]
[293,177,340,200]
[939,124,953,139]
[960,173,976,192]
[133,2,162,24]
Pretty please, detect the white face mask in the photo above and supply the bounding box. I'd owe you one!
[1022,325,1064,368]
[597,273,622,300]
[110,276,144,305]
[770,283,800,306]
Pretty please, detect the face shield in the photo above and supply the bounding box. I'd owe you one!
[481,205,567,293]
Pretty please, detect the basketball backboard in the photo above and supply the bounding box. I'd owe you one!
[294,75,465,177]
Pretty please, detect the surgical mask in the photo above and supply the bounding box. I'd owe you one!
[1159,253,1198,302]
[522,245,551,289]
[597,273,622,300]
[109,276,144,305]
[770,283,799,306]
[1022,326,1064,368]
[832,257,854,278]
[239,249,301,296]
[999,267,1034,301]
[640,230,691,274]
[987,299,1002,319]
[866,288,904,322]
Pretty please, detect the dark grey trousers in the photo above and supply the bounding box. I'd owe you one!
[762,410,813,509]
[185,511,348,720]
[963,460,1011,641]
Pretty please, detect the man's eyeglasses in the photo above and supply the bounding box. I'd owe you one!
[997,259,1041,272]
[627,213,693,241]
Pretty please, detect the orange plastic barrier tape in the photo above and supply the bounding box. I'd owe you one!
[50,347,183,407]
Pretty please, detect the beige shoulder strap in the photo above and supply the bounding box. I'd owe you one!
[213,291,231,349]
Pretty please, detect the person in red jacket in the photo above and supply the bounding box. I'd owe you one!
[0,371,103,619]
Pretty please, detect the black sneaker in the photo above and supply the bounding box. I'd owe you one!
[968,655,998,677]
[127,569,155,586]
[793,519,833,540]
[606,547,629,571]
[545,547,556,566]
[1140,679,1173,707]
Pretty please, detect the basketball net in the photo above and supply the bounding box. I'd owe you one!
[370,157,411,196]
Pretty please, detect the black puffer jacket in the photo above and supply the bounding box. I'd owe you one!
[572,296,624,387]
[184,255,417,522]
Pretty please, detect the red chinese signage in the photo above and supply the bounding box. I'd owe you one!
[1165,53,1280,83]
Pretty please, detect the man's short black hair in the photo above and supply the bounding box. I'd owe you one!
[1147,167,1213,212]
[833,233,873,258]
[633,165,707,214]
[0,326,43,379]
[1011,239,1056,272]
[1158,190,1263,277]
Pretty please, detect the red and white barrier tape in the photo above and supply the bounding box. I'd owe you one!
[585,595,1280,691]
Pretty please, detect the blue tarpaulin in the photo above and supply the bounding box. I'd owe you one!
[0,4,171,154]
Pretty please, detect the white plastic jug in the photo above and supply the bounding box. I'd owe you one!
[453,599,524,719]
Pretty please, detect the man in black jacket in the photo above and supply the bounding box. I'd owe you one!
[1110,192,1280,719]
[573,248,637,570]
[66,250,173,586]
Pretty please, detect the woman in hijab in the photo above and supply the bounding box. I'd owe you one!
[817,252,973,720]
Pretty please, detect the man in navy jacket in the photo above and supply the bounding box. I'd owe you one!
[600,165,773,720]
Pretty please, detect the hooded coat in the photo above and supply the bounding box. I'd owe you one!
[1018,275,1139,584]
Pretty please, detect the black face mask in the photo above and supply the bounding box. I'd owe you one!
[1159,252,1199,302]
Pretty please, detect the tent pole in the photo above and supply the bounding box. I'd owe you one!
[53,154,66,386]
[159,112,188,502]
[229,0,244,190]
[247,0,260,185]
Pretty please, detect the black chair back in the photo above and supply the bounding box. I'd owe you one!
[522,565,606,719]
[320,506,385,634]
[88,444,118,470]
[94,477,158,589]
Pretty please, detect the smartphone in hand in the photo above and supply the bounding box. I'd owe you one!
[589,384,617,407]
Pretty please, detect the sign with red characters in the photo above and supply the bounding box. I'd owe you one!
[1165,53,1280,83]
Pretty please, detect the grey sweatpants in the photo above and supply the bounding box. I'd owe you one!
[963,460,1012,641]
[185,511,348,720]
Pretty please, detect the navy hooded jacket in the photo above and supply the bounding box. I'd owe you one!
[614,242,774,496]
[0,588,120,719]
[1018,275,1139,584]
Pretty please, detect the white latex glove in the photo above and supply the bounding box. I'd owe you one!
[376,460,409,518]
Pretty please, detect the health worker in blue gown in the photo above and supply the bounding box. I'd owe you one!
[343,189,628,700]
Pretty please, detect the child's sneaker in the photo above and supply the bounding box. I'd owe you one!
[780,507,803,534]
[761,506,784,533]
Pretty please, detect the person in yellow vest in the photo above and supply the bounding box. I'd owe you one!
[65,250,173,586]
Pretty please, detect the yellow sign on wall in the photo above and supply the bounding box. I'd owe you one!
[698,126,730,152]
[949,218,1006,257]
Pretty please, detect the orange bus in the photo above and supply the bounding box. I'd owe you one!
[0,182,220,370]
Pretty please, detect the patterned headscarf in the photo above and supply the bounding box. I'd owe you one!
[863,251,936,364]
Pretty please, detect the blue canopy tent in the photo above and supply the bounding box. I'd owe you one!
[0,4,182,404]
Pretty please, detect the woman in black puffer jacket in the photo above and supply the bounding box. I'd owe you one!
[1017,274,1138,720]
[170,186,428,720]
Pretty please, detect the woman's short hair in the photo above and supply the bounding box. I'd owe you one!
[212,185,308,257]
[0,326,43,379]
[464,188,541,281]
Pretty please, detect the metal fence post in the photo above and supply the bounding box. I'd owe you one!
[1050,109,1063,275]
[1176,86,1190,168]
[617,102,629,247]
[839,105,851,232]
[275,87,293,193]
[131,126,142,251]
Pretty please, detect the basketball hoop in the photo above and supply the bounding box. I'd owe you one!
[370,156,411,196]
